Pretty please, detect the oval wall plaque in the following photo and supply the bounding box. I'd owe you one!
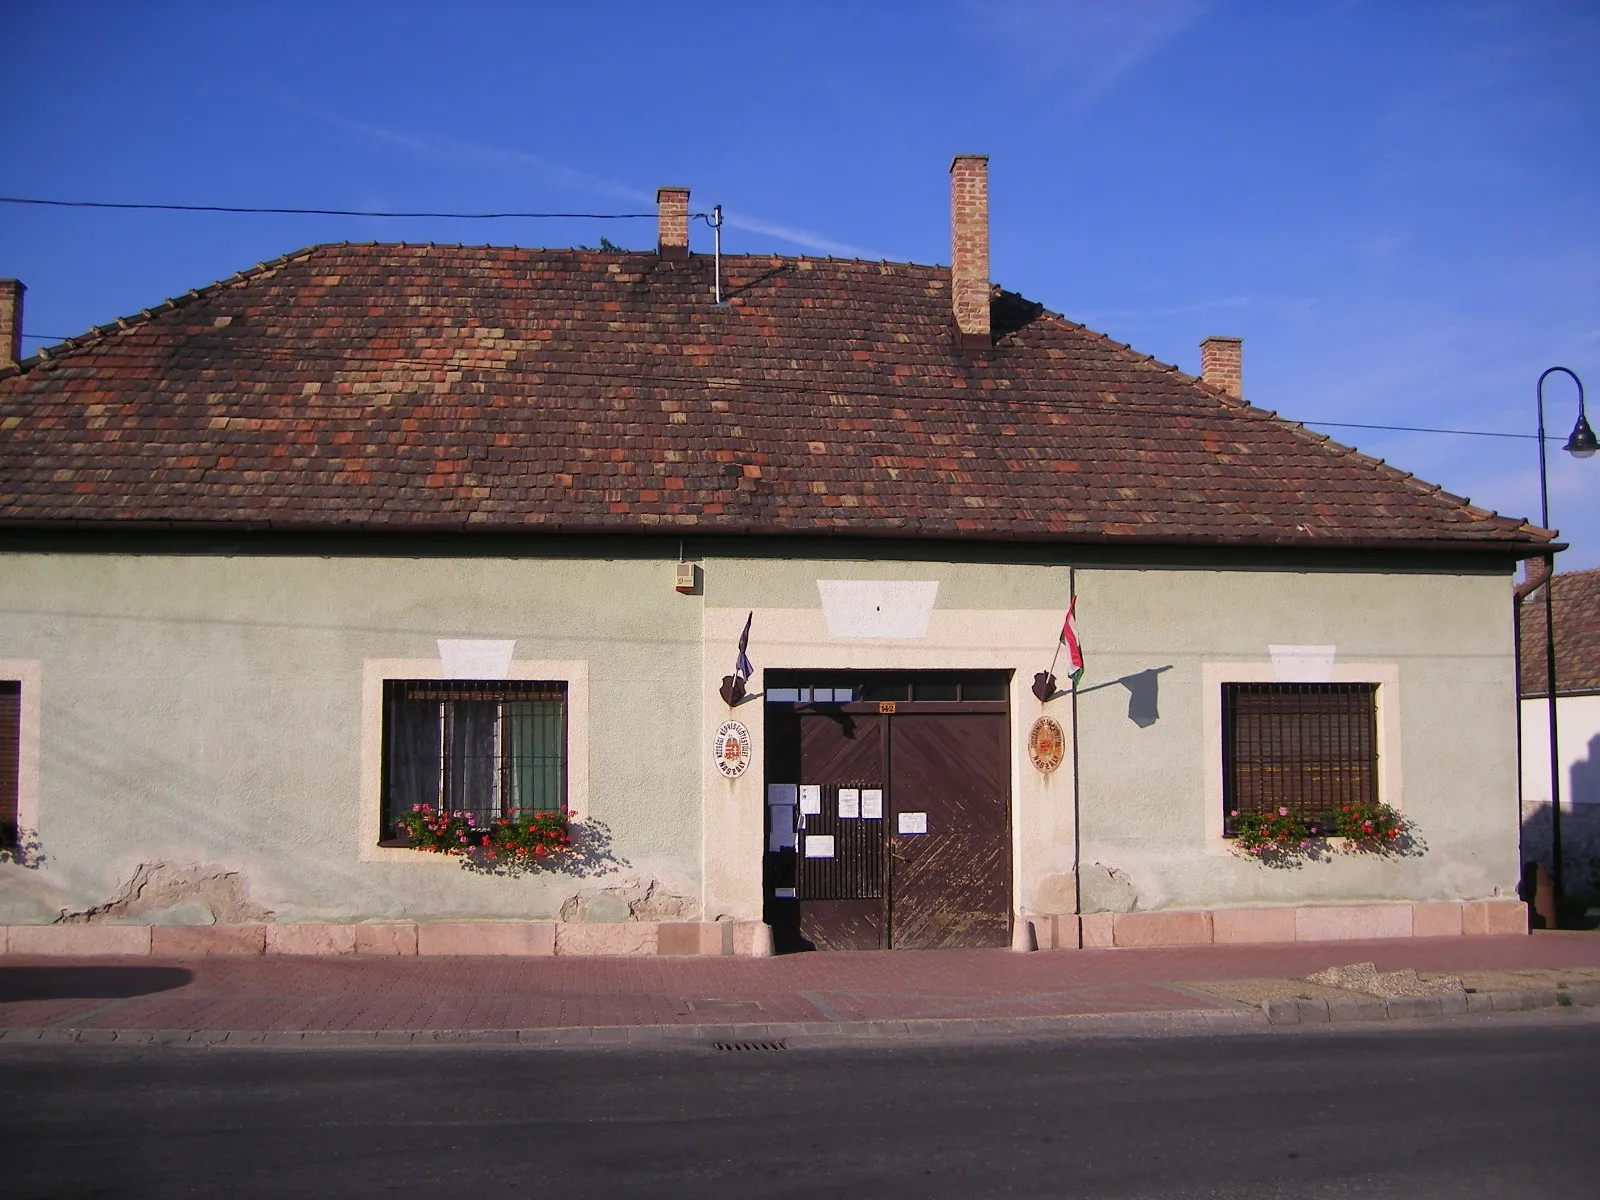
[1028,716,1065,774]
[714,720,752,778]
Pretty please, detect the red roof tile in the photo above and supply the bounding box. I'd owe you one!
[1520,567,1600,696]
[0,243,1551,551]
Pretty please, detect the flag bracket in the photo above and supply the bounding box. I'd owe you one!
[719,674,747,707]
[1031,671,1059,703]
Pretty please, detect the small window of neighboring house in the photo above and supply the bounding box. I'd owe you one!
[380,680,566,844]
[1222,682,1378,836]
[1,681,19,850]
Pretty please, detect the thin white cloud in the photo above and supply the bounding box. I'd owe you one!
[308,111,885,258]
[1078,294,1320,324]
[967,0,1215,103]
[716,213,879,260]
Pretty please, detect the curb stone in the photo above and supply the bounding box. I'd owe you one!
[2,983,1596,1049]
[1261,981,1600,1025]
[0,1009,1261,1049]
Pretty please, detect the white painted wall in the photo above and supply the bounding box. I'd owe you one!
[1520,694,1600,808]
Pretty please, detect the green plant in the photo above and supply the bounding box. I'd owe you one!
[1328,800,1407,853]
[1229,807,1312,858]
[1229,800,1416,865]
[397,804,572,867]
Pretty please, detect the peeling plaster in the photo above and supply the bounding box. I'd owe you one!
[58,862,275,926]
[559,877,698,923]
[1079,862,1140,914]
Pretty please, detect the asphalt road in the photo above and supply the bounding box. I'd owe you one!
[4,1018,1598,1198]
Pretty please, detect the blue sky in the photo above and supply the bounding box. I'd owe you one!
[5,1,1597,566]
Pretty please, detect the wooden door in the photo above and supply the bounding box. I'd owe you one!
[888,713,1011,949]
[787,711,888,951]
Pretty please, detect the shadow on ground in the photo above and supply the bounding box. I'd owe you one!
[0,966,193,1003]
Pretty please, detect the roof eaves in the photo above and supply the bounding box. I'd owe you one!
[0,514,1560,555]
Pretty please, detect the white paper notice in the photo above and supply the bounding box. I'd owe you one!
[804,835,836,859]
[768,806,796,852]
[767,783,798,807]
[861,789,883,819]
[838,788,860,818]
[898,811,928,835]
[799,785,822,815]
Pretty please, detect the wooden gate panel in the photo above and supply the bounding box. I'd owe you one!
[889,713,1010,950]
[794,713,887,951]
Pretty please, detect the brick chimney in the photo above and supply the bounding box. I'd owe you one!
[1199,336,1242,398]
[949,155,990,349]
[657,187,690,260]
[0,280,22,369]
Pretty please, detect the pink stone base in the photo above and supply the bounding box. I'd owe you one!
[0,903,1529,957]
[0,921,775,957]
[6,924,152,956]
[1035,899,1529,950]
[1213,906,1297,945]
[151,925,266,957]
[1112,910,1213,948]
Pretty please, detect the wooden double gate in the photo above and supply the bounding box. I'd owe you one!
[764,689,1011,951]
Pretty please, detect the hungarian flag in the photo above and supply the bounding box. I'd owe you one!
[1061,597,1085,686]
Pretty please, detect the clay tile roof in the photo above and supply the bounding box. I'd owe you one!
[1520,567,1600,696]
[0,242,1553,551]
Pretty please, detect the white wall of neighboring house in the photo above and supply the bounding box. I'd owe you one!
[1520,693,1600,809]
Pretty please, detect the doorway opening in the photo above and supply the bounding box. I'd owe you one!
[762,671,1012,951]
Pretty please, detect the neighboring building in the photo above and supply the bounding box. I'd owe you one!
[1519,566,1600,899]
[0,157,1540,957]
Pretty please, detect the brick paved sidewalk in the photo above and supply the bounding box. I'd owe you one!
[3,932,1597,1038]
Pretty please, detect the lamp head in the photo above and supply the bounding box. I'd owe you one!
[1566,410,1599,459]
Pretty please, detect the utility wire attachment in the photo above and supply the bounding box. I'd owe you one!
[695,205,725,304]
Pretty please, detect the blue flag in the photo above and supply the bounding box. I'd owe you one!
[735,611,754,680]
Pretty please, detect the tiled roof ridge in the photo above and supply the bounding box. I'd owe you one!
[0,242,1530,542]
[0,243,920,382]
[0,241,1552,549]
[1031,308,1545,541]
[0,243,325,380]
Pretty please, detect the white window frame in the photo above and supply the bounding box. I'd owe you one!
[1201,660,1401,855]
[359,658,588,863]
[0,660,41,860]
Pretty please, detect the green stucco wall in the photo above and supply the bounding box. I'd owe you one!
[0,546,1523,927]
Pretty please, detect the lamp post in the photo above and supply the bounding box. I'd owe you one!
[1534,366,1597,925]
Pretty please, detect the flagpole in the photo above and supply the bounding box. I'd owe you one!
[1068,566,1083,944]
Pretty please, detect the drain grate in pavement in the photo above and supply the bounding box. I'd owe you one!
[712,1040,788,1052]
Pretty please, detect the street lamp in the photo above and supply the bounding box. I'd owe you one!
[1534,366,1597,926]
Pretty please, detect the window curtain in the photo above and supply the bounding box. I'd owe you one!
[505,699,563,814]
[447,700,500,823]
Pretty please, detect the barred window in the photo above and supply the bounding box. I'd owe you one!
[0,680,18,850]
[381,680,566,841]
[1222,683,1378,836]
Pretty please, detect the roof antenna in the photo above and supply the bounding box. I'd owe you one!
[695,205,724,304]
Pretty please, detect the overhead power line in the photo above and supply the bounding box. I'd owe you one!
[1292,420,1540,442]
[0,196,656,219]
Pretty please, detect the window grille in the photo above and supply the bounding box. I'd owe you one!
[1222,683,1377,836]
[0,681,18,850]
[382,680,566,837]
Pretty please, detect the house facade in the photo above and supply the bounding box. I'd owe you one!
[1519,566,1600,903]
[0,158,1539,956]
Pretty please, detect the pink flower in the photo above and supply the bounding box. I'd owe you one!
[1278,807,1289,817]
